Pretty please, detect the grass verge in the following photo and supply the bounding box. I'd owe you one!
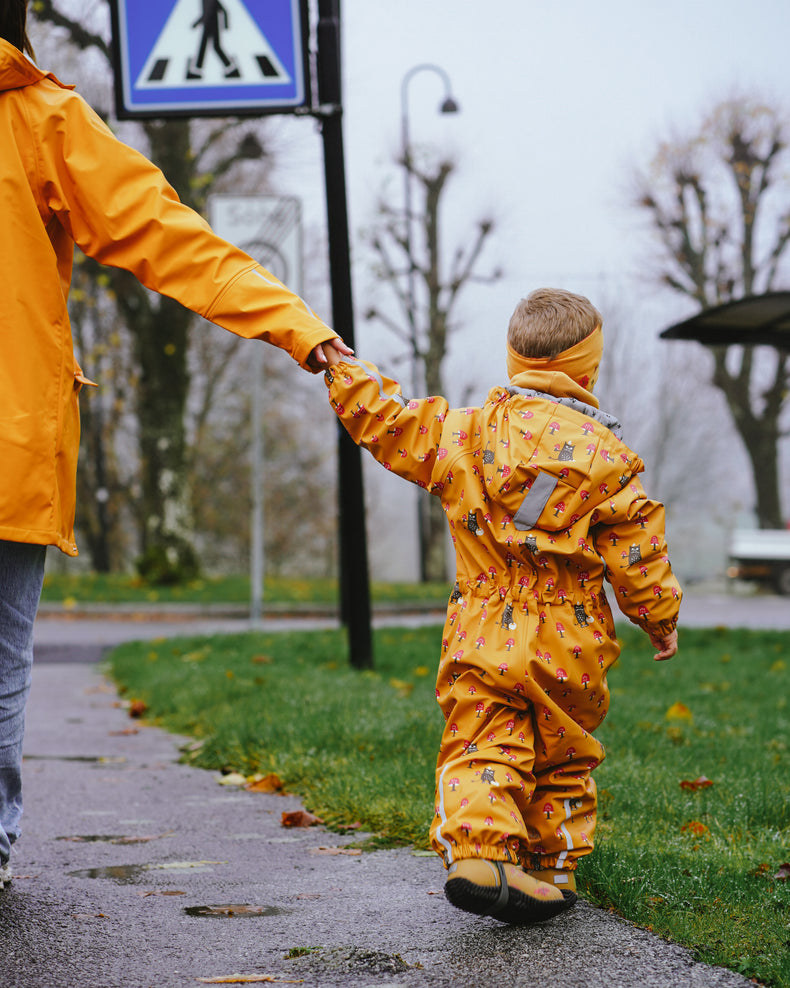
[41,573,451,608]
[107,624,790,987]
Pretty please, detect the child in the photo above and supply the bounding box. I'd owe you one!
[321,288,680,925]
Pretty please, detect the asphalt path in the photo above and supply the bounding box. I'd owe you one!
[1,591,783,987]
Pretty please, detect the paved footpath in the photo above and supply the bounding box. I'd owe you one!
[1,593,779,988]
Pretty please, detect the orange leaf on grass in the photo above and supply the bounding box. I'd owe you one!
[281,810,323,828]
[665,702,692,722]
[245,774,284,794]
[680,776,714,791]
[680,821,710,836]
[128,699,148,718]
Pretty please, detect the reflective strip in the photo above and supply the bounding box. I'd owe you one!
[338,356,408,408]
[252,268,314,316]
[434,763,455,864]
[513,471,558,530]
[555,798,575,871]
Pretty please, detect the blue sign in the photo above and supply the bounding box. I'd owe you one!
[110,0,309,118]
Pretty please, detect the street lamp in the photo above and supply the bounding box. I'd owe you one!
[399,63,460,394]
[399,64,460,583]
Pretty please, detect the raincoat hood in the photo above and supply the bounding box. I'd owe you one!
[506,325,604,406]
[0,39,70,91]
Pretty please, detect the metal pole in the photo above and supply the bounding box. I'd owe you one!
[250,341,264,629]
[399,64,460,583]
[316,0,373,669]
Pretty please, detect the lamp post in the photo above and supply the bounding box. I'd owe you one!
[400,64,460,394]
[399,64,460,582]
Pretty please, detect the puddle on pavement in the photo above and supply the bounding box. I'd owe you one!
[24,754,126,764]
[184,903,291,918]
[68,860,220,884]
[57,835,127,843]
[57,833,171,845]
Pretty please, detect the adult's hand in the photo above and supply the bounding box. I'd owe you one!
[306,336,353,373]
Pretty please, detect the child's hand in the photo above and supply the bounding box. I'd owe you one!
[320,339,351,367]
[649,629,678,661]
[306,336,353,372]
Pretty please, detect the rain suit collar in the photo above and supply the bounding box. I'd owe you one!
[0,37,73,92]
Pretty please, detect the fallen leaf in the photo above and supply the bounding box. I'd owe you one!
[250,655,273,664]
[774,862,790,881]
[245,774,284,793]
[680,821,710,836]
[139,890,186,897]
[196,975,303,984]
[108,728,139,736]
[309,847,361,856]
[71,913,109,920]
[680,776,714,791]
[218,773,248,787]
[665,702,693,722]
[281,810,323,828]
[128,699,148,718]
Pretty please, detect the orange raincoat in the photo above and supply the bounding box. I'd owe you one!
[0,39,334,555]
[325,354,681,872]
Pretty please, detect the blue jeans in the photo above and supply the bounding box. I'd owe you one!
[0,541,46,865]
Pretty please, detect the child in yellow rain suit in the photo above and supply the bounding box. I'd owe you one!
[321,288,681,925]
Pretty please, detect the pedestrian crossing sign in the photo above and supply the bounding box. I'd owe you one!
[110,0,310,118]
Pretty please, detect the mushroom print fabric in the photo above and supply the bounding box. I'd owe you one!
[325,357,681,873]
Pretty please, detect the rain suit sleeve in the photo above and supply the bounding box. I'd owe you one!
[325,357,450,491]
[592,475,681,638]
[33,85,333,369]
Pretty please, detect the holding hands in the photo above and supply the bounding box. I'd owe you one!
[306,336,353,372]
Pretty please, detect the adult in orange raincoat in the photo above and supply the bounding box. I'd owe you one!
[0,3,347,887]
[321,288,681,924]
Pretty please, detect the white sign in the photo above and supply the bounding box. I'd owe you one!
[208,195,302,292]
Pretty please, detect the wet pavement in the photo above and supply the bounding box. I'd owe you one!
[1,592,783,987]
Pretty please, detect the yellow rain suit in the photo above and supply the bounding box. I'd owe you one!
[0,39,334,556]
[325,346,681,873]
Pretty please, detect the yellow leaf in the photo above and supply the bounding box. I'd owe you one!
[218,773,247,787]
[665,702,693,722]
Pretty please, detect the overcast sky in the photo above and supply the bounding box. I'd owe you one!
[267,0,790,385]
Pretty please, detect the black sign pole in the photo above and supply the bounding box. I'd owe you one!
[315,0,373,670]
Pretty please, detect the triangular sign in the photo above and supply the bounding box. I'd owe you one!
[135,0,291,89]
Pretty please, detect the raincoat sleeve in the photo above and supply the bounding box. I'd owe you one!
[325,358,450,491]
[34,85,333,369]
[592,476,682,637]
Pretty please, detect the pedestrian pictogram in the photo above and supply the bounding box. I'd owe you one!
[111,0,309,118]
[137,0,290,90]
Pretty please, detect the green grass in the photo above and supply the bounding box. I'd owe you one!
[41,572,452,608]
[107,624,790,987]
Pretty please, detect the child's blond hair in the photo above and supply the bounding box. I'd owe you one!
[507,288,602,359]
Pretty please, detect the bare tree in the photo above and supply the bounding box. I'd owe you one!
[634,95,790,528]
[365,152,502,581]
